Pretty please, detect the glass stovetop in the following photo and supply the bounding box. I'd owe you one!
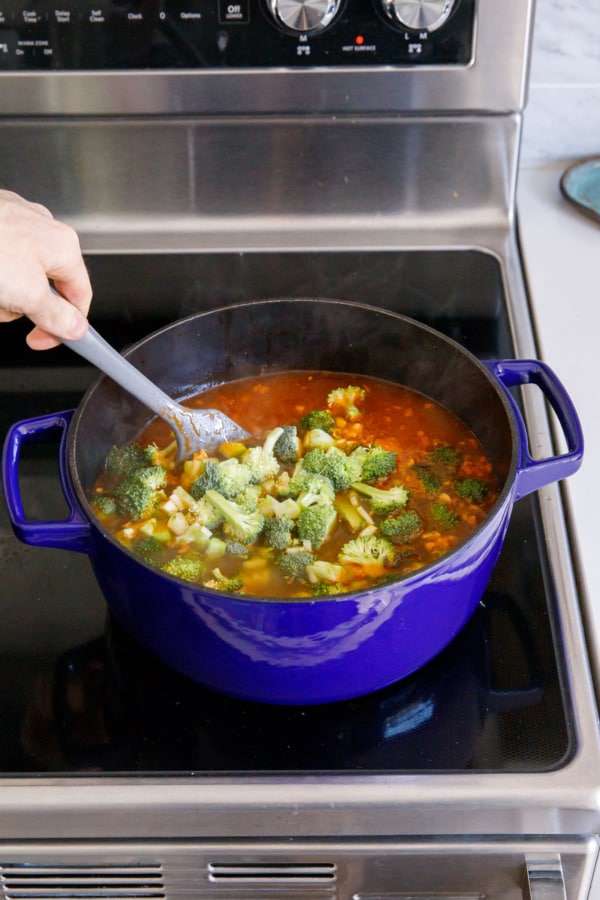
[0,249,574,776]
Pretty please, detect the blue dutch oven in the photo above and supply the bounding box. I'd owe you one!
[1,300,583,705]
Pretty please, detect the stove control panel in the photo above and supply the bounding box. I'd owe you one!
[0,0,474,70]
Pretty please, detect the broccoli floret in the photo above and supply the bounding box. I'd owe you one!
[455,478,489,504]
[234,483,264,510]
[114,476,163,520]
[190,461,224,499]
[288,470,336,508]
[379,510,422,543]
[272,425,300,462]
[105,442,148,477]
[296,503,337,550]
[204,489,265,544]
[259,494,301,519]
[431,502,460,530]
[135,535,164,555]
[430,444,461,465]
[91,493,118,516]
[242,445,281,484]
[144,441,177,468]
[305,559,345,585]
[225,540,250,557]
[204,567,244,593]
[191,495,225,530]
[134,465,168,491]
[327,385,366,421]
[311,581,346,596]
[350,481,409,513]
[189,458,252,501]
[278,550,315,580]
[161,555,203,582]
[217,457,254,498]
[263,516,295,550]
[358,446,398,484]
[302,446,361,492]
[338,534,396,569]
[299,410,336,433]
[413,464,441,493]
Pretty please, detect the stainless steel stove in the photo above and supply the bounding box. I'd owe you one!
[1,1,600,897]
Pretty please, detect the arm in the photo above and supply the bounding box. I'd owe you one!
[0,189,92,350]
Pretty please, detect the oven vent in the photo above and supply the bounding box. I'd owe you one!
[0,864,165,900]
[208,861,337,885]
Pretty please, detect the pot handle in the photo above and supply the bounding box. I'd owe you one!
[2,410,93,553]
[485,359,583,500]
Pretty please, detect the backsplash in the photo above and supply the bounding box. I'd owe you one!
[521,0,600,163]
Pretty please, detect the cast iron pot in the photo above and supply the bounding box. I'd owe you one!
[2,300,583,705]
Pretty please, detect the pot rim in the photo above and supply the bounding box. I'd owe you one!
[69,297,520,605]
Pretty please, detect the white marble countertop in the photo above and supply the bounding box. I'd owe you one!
[517,161,599,661]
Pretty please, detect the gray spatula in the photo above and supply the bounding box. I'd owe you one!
[62,324,250,459]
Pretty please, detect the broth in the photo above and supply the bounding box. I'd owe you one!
[90,371,499,598]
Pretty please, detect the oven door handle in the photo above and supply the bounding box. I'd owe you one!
[525,856,568,900]
[484,359,584,500]
[1,409,93,553]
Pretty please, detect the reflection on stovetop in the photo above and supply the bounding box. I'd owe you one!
[13,532,570,777]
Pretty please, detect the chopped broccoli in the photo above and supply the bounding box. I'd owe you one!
[413,464,441,493]
[114,475,163,520]
[189,458,252,501]
[105,441,148,477]
[204,567,244,593]
[299,410,336,433]
[191,495,225,530]
[177,522,212,550]
[263,516,295,550]
[91,493,118,516]
[189,460,224,499]
[338,534,396,569]
[455,478,489,504]
[225,540,250,557]
[272,425,300,463]
[379,510,422,543]
[350,481,409,513]
[431,501,460,530]
[288,470,336,508]
[311,581,346,596]
[302,446,361,492]
[305,559,345,585]
[296,503,337,550]
[234,483,264,510]
[204,489,265,544]
[135,535,164,555]
[327,385,366,421]
[259,494,301,520]
[242,445,281,484]
[217,457,254,497]
[278,550,315,580]
[134,465,168,492]
[358,446,398,483]
[430,444,461,465]
[161,555,203,582]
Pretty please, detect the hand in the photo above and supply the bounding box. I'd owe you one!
[0,189,92,350]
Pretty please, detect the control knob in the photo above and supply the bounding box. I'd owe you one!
[382,0,456,31]
[267,0,340,33]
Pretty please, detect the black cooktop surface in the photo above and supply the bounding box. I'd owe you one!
[0,250,574,776]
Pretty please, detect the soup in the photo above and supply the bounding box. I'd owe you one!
[90,371,499,598]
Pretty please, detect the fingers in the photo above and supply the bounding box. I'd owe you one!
[0,190,92,351]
